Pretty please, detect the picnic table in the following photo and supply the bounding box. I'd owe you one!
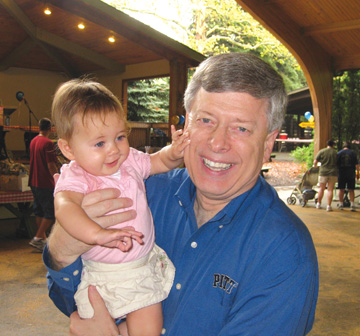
[0,190,35,237]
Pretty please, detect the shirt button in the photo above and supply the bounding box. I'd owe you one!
[73,270,79,276]
[62,277,70,282]
[178,200,183,206]
[219,225,224,229]
[161,328,166,334]
[191,241,197,248]
[176,283,181,290]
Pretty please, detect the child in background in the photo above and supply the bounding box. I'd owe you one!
[52,78,189,336]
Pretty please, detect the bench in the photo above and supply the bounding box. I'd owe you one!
[261,166,272,177]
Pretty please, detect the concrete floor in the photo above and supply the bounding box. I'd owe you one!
[0,187,359,335]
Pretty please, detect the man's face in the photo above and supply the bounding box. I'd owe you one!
[184,88,278,204]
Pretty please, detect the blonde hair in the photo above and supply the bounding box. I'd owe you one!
[52,78,127,140]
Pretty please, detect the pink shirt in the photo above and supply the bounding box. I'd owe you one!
[54,148,154,264]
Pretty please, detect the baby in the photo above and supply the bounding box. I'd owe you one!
[52,78,189,336]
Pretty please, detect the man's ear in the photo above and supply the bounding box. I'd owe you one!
[184,112,190,130]
[263,129,279,164]
[57,138,75,161]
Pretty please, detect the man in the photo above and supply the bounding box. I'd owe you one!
[313,140,337,211]
[337,141,359,211]
[28,118,58,251]
[44,53,318,335]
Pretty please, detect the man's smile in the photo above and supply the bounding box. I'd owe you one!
[203,157,232,171]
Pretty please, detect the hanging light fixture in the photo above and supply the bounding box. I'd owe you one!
[44,6,51,15]
[108,36,115,43]
[43,1,51,15]
[78,23,85,30]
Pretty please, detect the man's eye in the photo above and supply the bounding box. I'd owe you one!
[95,141,104,147]
[238,126,247,132]
[201,118,211,123]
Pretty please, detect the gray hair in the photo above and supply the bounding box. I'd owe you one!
[184,53,287,133]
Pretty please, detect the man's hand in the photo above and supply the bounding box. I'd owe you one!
[48,188,137,271]
[69,286,119,336]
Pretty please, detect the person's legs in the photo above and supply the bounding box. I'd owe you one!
[124,303,163,336]
[349,189,355,203]
[326,181,336,210]
[29,187,54,250]
[317,182,326,208]
[34,217,54,239]
[338,189,345,203]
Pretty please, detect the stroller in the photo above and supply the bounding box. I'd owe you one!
[287,166,319,207]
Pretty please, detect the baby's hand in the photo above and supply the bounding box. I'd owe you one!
[94,226,144,252]
[169,125,190,160]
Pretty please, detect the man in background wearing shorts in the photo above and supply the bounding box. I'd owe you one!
[337,141,359,211]
[28,118,59,251]
[313,140,337,211]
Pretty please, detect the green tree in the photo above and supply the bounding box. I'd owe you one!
[103,0,307,92]
[332,70,360,155]
[127,78,169,122]
[187,0,306,91]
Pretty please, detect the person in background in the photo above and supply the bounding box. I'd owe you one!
[337,141,359,211]
[313,139,337,211]
[28,118,58,251]
[44,53,318,336]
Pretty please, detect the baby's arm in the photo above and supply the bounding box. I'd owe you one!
[55,190,143,251]
[150,125,190,175]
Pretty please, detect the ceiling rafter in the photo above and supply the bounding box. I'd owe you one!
[47,0,204,66]
[0,38,35,71]
[0,0,125,75]
[303,18,360,35]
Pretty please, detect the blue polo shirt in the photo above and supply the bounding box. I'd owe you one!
[44,169,318,335]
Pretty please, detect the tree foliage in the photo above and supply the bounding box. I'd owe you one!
[332,70,360,155]
[187,0,306,91]
[102,0,307,123]
[126,78,169,122]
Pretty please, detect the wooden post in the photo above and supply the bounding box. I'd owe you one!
[169,59,187,134]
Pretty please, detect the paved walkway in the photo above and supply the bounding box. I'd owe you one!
[275,187,360,336]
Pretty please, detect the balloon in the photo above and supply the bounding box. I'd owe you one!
[309,115,314,122]
[304,111,312,120]
[171,115,180,125]
[178,115,185,125]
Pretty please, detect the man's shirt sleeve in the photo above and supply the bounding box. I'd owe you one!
[43,245,82,317]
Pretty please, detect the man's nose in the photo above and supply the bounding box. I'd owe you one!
[208,126,230,152]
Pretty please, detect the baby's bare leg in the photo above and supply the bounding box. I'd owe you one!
[122,303,163,336]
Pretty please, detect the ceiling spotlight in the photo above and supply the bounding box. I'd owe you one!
[108,36,115,43]
[44,7,51,15]
[78,23,85,29]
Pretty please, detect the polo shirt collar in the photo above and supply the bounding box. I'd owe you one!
[174,171,263,227]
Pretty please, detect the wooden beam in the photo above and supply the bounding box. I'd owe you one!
[0,38,35,71]
[1,0,125,75]
[236,0,334,153]
[0,0,75,76]
[303,19,360,35]
[169,59,187,133]
[36,28,126,73]
[47,0,204,66]
[334,53,360,73]
[0,0,36,36]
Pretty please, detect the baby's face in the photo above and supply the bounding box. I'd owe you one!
[68,112,129,176]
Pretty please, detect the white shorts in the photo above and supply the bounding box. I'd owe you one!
[75,244,175,319]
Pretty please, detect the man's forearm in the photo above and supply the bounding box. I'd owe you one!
[47,221,89,271]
